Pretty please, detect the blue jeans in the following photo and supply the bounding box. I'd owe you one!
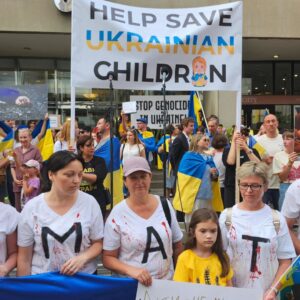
[279,183,290,211]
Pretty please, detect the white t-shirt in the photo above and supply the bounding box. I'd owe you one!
[273,151,300,183]
[281,179,300,239]
[0,203,19,264]
[256,134,284,189]
[121,143,144,163]
[53,140,68,153]
[219,205,295,292]
[18,191,104,275]
[213,151,225,187]
[103,196,183,279]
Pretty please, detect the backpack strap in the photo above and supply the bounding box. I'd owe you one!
[225,207,233,231]
[271,209,280,234]
[120,144,125,163]
[160,196,171,227]
[225,207,280,234]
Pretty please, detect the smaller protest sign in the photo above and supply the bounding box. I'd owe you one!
[130,95,188,129]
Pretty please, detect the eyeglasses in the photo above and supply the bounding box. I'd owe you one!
[202,138,210,142]
[239,183,263,191]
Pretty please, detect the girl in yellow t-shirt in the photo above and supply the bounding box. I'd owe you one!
[174,208,233,286]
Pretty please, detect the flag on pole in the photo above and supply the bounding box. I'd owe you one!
[94,137,124,206]
[0,121,14,152]
[247,135,267,159]
[279,255,300,291]
[32,119,54,161]
[188,91,205,134]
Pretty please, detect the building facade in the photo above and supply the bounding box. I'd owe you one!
[1,0,300,130]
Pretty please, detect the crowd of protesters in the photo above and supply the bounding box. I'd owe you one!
[1,111,300,300]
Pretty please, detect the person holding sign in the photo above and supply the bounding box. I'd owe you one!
[173,208,233,286]
[17,151,104,276]
[219,161,295,300]
[103,157,183,286]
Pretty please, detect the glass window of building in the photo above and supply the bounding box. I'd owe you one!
[294,63,300,95]
[274,63,292,95]
[275,105,292,130]
[242,63,273,95]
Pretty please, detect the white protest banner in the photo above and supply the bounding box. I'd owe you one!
[71,0,242,91]
[135,279,263,300]
[130,95,188,129]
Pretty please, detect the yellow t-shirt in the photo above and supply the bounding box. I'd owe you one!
[173,249,233,286]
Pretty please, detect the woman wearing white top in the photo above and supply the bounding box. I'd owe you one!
[103,157,183,286]
[53,119,78,153]
[120,129,146,163]
[17,151,104,276]
[219,161,295,300]
[0,202,19,276]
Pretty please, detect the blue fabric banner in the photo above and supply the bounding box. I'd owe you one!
[0,272,138,300]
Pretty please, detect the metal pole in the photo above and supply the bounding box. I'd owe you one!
[109,76,114,208]
[162,80,167,198]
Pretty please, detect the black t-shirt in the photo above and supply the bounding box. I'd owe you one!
[79,156,107,208]
[222,146,260,187]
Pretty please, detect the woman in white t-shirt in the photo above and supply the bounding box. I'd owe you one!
[103,157,183,286]
[0,203,19,276]
[53,119,78,153]
[273,131,299,210]
[219,161,295,300]
[17,151,104,276]
[120,129,145,164]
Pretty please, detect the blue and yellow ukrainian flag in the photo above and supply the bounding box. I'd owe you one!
[248,135,266,159]
[279,255,300,292]
[32,119,54,161]
[94,137,123,206]
[138,130,156,157]
[155,134,170,170]
[188,91,205,134]
[173,151,223,214]
[0,121,14,152]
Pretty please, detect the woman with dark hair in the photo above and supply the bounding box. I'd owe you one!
[174,208,233,286]
[17,151,104,276]
[77,135,108,218]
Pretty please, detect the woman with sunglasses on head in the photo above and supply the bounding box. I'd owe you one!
[17,151,104,276]
[77,135,108,219]
[219,161,295,300]
[120,128,146,164]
